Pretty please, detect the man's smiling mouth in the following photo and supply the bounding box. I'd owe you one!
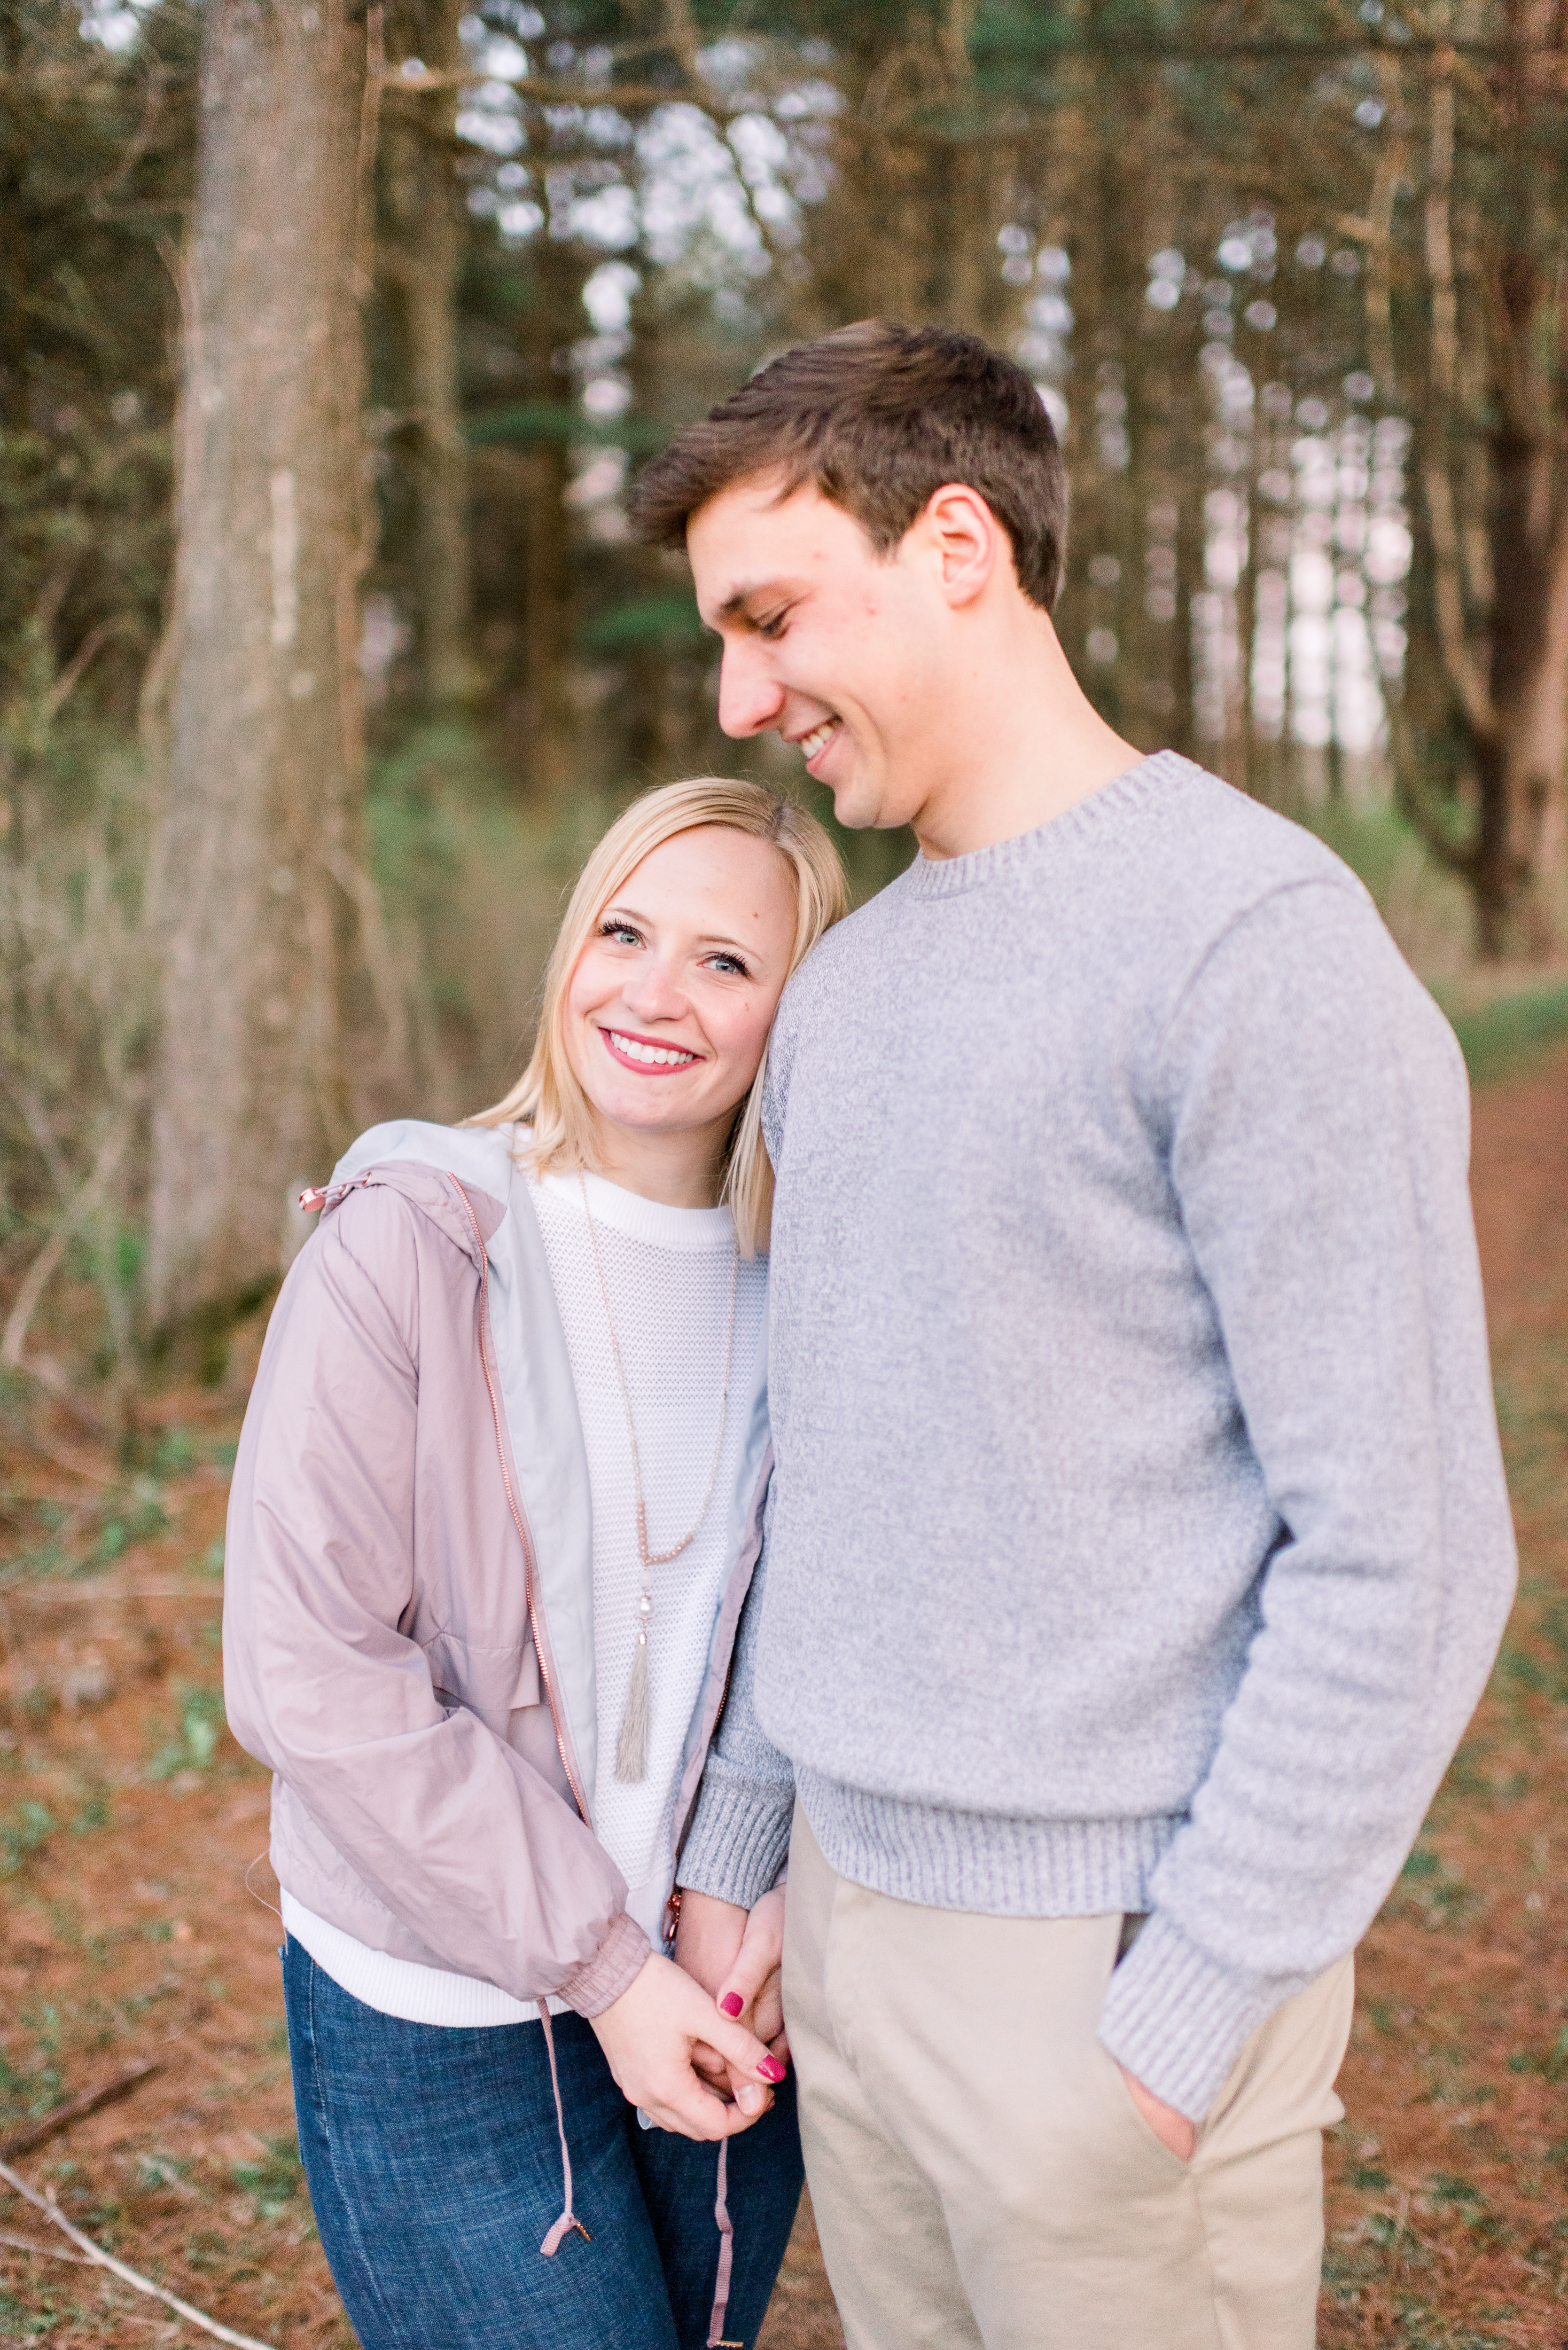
[797,718,841,767]
[601,1027,698,1071]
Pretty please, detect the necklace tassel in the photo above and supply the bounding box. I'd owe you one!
[615,1629,651,1783]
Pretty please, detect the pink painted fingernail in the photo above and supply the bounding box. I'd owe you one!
[720,1993,744,2018]
[757,2056,786,2083]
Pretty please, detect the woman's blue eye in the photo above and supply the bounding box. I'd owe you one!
[711,954,749,976]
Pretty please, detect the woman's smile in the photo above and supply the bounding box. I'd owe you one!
[600,1026,702,1073]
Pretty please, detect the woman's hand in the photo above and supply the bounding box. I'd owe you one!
[714,1886,786,2054]
[588,1950,783,2139]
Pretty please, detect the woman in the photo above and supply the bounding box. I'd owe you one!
[223,778,848,2350]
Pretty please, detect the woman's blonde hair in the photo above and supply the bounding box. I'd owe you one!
[469,777,849,1254]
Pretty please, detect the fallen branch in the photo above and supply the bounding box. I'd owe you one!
[1,1117,132,1388]
[0,2059,161,2161]
[0,2226,96,2265]
[0,2158,276,2350]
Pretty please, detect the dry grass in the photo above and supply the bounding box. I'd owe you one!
[0,1050,1565,2347]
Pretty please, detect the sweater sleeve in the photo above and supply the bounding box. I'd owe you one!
[677,1512,796,1908]
[223,1192,648,2020]
[1096,879,1516,2118]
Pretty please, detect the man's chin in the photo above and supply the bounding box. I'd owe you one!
[822,763,883,832]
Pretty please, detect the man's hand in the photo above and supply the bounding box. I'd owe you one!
[674,1887,749,2001]
[1117,2062,1197,2162]
[588,1951,784,2139]
[675,1886,788,2096]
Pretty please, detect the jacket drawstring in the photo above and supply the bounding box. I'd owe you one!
[707,2137,742,2347]
[533,2006,742,2348]
[536,2004,590,2254]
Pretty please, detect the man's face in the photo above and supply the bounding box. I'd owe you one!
[687,475,941,832]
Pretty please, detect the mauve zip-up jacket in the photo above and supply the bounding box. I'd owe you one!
[223,1119,773,2022]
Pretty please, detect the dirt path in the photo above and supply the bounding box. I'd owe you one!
[1,1050,1565,2349]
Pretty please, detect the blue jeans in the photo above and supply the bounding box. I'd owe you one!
[282,1938,803,2350]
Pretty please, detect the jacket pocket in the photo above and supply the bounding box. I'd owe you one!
[423,1631,542,1737]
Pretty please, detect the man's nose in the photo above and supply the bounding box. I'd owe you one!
[717,642,786,740]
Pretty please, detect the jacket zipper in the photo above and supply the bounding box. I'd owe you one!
[662,1633,741,1950]
[448,1175,593,1828]
[662,1452,772,1943]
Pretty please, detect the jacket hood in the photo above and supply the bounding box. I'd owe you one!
[310,1157,505,1273]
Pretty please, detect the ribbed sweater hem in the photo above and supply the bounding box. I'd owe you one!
[677,1769,794,1909]
[796,1770,1185,1916]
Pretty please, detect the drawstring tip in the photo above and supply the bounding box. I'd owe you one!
[535,2001,589,2258]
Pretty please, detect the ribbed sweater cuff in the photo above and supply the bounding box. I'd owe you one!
[1096,1909,1302,2122]
[558,1911,650,2020]
[677,1777,794,1910]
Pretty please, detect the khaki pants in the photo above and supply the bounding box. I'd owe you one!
[782,1809,1354,2350]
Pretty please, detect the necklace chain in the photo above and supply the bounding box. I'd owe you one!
[578,1173,740,1572]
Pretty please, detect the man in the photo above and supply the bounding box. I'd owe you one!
[635,322,1515,2347]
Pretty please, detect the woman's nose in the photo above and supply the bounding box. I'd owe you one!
[621,955,686,1020]
[717,642,786,740]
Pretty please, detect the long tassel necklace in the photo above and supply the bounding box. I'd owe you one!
[579,1175,740,1784]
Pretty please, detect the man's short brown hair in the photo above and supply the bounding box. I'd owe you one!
[628,320,1069,611]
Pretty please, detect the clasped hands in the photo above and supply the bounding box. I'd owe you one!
[585,1887,787,2142]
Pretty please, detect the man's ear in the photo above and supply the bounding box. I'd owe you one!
[920,482,1003,608]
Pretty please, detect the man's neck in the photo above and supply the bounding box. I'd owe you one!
[908,614,1145,863]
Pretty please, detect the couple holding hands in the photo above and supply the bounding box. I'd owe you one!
[224,322,1515,2350]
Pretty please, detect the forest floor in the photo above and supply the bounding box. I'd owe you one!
[0,1046,1567,2348]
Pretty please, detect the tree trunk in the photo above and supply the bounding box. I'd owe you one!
[0,0,28,436]
[512,237,580,800]
[381,0,475,706]
[147,0,405,1329]
[1469,425,1568,954]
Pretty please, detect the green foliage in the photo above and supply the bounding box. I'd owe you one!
[147,1685,226,1780]
[465,400,665,453]
[231,2135,305,2221]
[582,590,707,652]
[0,1800,55,1876]
[1443,985,1568,1089]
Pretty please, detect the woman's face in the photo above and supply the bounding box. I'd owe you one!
[564,825,798,1158]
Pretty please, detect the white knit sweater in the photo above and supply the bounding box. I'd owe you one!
[284,1163,767,2027]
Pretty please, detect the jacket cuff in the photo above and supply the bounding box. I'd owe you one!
[1096,1909,1306,2123]
[677,1773,794,1910]
[558,1911,650,2020]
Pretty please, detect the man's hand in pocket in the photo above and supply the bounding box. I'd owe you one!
[1118,2064,1197,2162]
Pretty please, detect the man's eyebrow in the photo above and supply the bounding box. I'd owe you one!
[714,578,794,622]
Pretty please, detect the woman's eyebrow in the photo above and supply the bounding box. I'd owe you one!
[603,909,758,958]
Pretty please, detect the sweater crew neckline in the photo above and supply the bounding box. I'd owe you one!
[534,1164,737,1252]
[902,750,1192,901]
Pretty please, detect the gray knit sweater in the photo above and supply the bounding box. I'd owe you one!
[678,752,1515,2120]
